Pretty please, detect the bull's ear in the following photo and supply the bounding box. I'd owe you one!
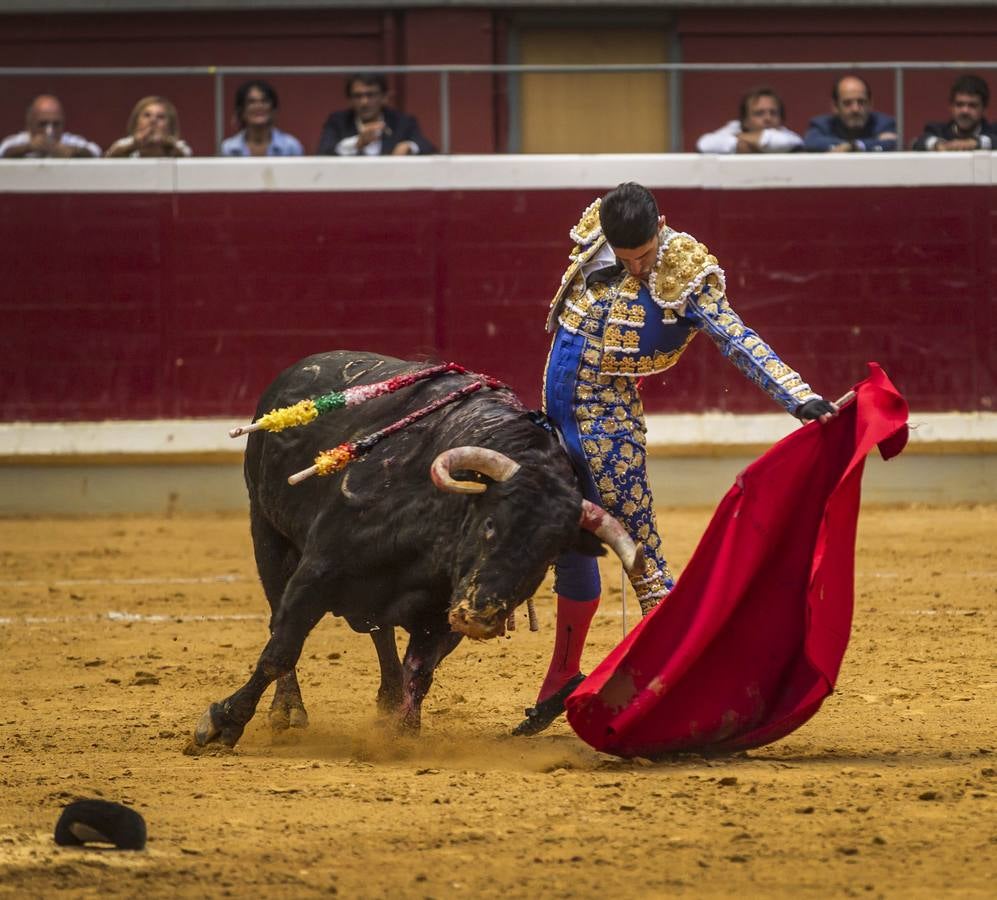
[572,528,608,558]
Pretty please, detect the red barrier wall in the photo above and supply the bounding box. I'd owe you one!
[1,160,993,421]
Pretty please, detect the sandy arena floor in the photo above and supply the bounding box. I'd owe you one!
[0,505,994,898]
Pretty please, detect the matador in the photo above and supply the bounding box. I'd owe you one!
[514,182,839,736]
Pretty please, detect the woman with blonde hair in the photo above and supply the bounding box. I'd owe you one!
[105,96,192,158]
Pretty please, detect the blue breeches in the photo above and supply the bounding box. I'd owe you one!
[544,329,674,608]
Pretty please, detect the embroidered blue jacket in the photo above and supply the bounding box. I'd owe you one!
[547,215,821,414]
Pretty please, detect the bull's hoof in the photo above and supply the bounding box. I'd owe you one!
[376,686,403,715]
[269,705,309,733]
[512,673,586,737]
[193,702,245,748]
[396,707,422,732]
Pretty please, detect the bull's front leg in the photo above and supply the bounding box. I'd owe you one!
[192,562,330,748]
[397,629,462,731]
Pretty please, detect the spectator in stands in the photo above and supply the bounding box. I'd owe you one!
[804,75,897,152]
[696,87,802,153]
[105,96,192,158]
[0,94,100,159]
[317,73,436,156]
[912,74,995,151]
[220,80,303,157]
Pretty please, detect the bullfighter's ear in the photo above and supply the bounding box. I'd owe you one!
[573,528,608,558]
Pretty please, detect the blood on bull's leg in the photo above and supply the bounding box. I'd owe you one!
[370,626,404,714]
[397,630,463,731]
[193,566,330,748]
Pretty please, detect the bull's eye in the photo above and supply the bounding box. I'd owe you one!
[482,517,497,540]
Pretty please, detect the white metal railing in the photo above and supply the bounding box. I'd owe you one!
[3,61,996,152]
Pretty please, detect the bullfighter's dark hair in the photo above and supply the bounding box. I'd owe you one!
[832,74,872,103]
[950,73,989,108]
[739,86,785,124]
[234,79,279,126]
[599,182,659,250]
[346,72,389,97]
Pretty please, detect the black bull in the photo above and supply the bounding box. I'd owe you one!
[193,351,641,747]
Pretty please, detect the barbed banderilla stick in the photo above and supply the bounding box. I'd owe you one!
[228,362,470,438]
[505,598,539,634]
[621,564,628,637]
[287,379,499,485]
[527,597,539,631]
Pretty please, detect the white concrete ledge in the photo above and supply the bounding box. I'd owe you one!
[0,152,994,194]
[0,419,238,456]
[645,411,997,452]
[2,412,994,460]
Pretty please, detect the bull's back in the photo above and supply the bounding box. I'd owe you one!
[254,351,408,416]
[243,350,439,543]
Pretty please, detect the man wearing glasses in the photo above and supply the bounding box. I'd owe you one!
[317,73,437,156]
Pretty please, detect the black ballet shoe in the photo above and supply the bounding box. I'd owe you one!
[511,673,586,736]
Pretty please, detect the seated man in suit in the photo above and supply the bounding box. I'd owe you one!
[804,74,897,152]
[912,73,995,151]
[317,73,437,156]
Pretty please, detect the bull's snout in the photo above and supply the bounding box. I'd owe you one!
[448,598,506,640]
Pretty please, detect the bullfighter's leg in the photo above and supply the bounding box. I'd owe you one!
[248,513,311,733]
[193,560,331,748]
[518,343,673,736]
[397,629,463,731]
[370,626,404,714]
[511,554,599,737]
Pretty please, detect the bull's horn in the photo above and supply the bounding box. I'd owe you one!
[430,446,522,495]
[579,499,644,575]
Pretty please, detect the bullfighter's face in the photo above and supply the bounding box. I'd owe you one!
[613,233,660,282]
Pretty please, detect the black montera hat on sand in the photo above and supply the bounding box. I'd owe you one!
[54,799,147,851]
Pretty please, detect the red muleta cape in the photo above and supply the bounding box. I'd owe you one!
[565,363,909,757]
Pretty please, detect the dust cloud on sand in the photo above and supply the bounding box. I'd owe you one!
[0,507,994,897]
